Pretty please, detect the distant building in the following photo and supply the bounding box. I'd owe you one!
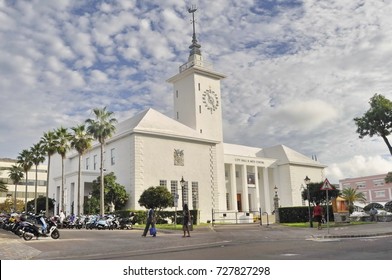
[0,158,47,206]
[339,173,392,205]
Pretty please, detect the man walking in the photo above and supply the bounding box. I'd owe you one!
[142,208,156,237]
[313,202,324,230]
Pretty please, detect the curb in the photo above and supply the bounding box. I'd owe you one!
[312,231,392,239]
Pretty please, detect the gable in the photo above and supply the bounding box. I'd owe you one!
[114,108,217,143]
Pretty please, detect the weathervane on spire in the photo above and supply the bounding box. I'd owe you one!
[188,4,201,56]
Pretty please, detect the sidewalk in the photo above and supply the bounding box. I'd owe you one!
[305,222,392,239]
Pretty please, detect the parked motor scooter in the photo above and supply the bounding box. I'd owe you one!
[96,215,111,230]
[119,212,136,230]
[23,215,60,241]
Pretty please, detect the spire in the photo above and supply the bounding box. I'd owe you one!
[188,5,201,56]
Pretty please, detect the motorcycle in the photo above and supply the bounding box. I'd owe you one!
[85,215,98,229]
[74,216,84,229]
[119,213,136,230]
[96,215,112,230]
[11,220,26,237]
[23,216,60,241]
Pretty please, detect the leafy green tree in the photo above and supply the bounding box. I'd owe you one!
[70,124,93,215]
[385,172,392,184]
[8,165,24,208]
[0,197,24,212]
[30,142,45,212]
[40,130,58,213]
[27,196,55,214]
[90,172,128,213]
[354,94,392,155]
[0,179,8,192]
[54,127,71,212]
[17,149,34,212]
[86,107,117,216]
[138,186,174,211]
[363,202,383,212]
[341,187,367,214]
[301,182,340,205]
[385,201,392,212]
[84,194,99,214]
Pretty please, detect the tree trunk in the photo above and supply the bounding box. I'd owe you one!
[34,166,38,212]
[14,183,17,210]
[61,157,65,213]
[100,143,105,216]
[381,135,392,156]
[24,172,28,212]
[45,155,51,215]
[77,154,81,216]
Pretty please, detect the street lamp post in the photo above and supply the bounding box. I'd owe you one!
[180,176,185,207]
[304,176,313,228]
[88,193,92,215]
[273,186,280,223]
[174,192,179,226]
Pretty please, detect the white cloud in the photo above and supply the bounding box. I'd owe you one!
[272,99,338,132]
[89,69,108,83]
[326,155,392,183]
[0,0,392,186]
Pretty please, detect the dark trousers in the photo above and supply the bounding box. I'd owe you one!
[142,218,155,236]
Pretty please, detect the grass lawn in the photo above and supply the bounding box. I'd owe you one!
[132,223,212,231]
[132,221,373,230]
[281,221,372,228]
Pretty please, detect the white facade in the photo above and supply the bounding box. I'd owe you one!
[48,17,326,222]
[223,144,325,215]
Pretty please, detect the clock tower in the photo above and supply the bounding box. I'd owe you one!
[167,6,226,142]
[167,7,226,211]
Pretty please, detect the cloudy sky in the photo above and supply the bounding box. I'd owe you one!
[1,0,392,183]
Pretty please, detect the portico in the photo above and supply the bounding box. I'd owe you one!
[224,153,277,214]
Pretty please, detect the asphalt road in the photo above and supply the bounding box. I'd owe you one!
[1,225,392,260]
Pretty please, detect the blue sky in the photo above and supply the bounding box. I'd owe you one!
[1,0,392,183]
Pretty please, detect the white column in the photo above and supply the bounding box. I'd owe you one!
[230,164,237,211]
[242,164,249,212]
[263,167,272,214]
[254,166,260,210]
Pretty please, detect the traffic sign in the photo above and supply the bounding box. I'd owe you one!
[320,178,334,190]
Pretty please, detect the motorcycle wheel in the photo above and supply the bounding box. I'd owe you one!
[16,229,24,237]
[23,231,34,241]
[51,229,60,239]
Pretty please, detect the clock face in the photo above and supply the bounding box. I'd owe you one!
[202,88,219,113]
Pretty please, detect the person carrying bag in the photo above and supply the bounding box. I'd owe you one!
[182,203,191,237]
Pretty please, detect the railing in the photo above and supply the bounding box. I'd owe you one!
[211,208,263,226]
[179,58,213,72]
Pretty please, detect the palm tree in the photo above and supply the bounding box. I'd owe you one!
[341,187,367,213]
[70,124,93,215]
[8,165,24,209]
[54,127,71,213]
[86,107,117,215]
[40,130,58,214]
[30,142,46,213]
[17,149,34,212]
[0,179,7,192]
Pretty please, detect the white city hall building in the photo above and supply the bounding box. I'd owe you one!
[49,13,326,223]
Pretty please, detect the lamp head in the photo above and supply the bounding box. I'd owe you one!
[180,176,185,186]
[304,176,311,185]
